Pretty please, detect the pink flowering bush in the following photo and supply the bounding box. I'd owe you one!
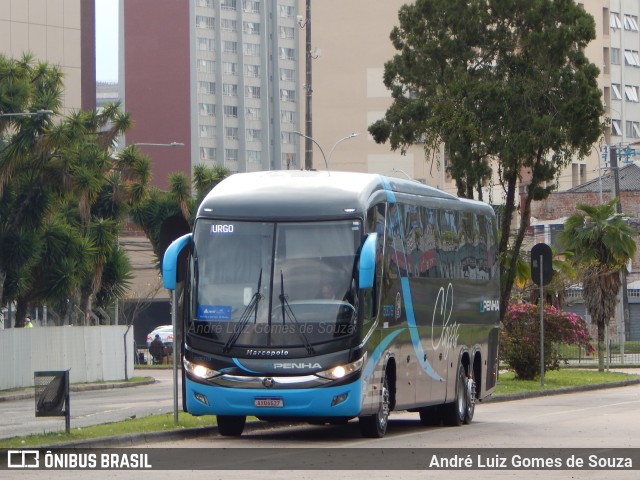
[501,303,594,380]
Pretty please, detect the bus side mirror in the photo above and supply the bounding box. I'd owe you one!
[162,233,192,290]
[359,233,377,289]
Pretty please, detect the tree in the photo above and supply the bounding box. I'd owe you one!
[558,201,637,372]
[369,0,605,321]
[1,53,149,326]
[130,163,231,264]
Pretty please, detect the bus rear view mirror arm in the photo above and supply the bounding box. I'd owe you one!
[163,233,192,290]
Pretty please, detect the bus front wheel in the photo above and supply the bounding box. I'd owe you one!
[359,372,390,438]
[217,415,246,437]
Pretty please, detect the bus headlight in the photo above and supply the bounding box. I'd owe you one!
[315,354,366,380]
[184,358,220,379]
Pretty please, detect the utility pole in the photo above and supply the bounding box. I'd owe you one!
[304,0,313,170]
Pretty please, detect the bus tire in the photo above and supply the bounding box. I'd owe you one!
[359,372,390,438]
[442,362,468,427]
[464,374,476,425]
[217,415,246,436]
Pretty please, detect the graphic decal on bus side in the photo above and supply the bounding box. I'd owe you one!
[381,178,445,382]
[431,283,459,360]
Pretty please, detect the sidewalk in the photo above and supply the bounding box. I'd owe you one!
[0,370,160,402]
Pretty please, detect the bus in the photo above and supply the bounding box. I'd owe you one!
[162,170,500,438]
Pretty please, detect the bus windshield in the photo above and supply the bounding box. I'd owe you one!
[191,219,362,348]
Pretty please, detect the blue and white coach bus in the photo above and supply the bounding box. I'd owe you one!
[162,170,500,438]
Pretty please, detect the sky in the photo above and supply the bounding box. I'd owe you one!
[95,0,119,83]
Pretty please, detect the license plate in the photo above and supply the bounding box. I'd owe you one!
[254,397,284,407]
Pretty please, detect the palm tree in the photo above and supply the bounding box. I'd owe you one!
[558,200,637,371]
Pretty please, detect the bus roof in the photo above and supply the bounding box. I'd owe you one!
[197,170,484,220]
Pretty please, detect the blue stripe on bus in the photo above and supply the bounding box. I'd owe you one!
[232,358,262,374]
[380,176,444,382]
[362,328,405,378]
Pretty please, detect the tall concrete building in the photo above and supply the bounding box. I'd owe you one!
[122,0,301,189]
[0,0,96,112]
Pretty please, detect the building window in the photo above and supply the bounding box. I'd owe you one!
[247,150,262,163]
[198,0,213,7]
[223,62,238,75]
[611,119,622,136]
[245,107,261,120]
[280,68,295,81]
[224,105,238,118]
[199,103,216,116]
[200,147,216,160]
[612,83,622,100]
[225,127,239,139]
[196,16,215,30]
[243,43,260,56]
[626,121,640,138]
[245,86,261,99]
[611,48,621,65]
[243,22,260,35]
[221,0,236,10]
[200,125,216,138]
[282,152,296,169]
[279,5,294,18]
[243,0,260,13]
[225,149,239,162]
[280,89,295,102]
[624,14,639,31]
[246,128,261,141]
[199,81,216,95]
[221,19,237,32]
[279,47,295,61]
[222,41,238,54]
[281,131,296,144]
[246,64,261,77]
[223,83,238,97]
[281,110,295,124]
[625,85,639,102]
[280,26,294,39]
[624,50,640,67]
[198,37,215,51]
[198,60,215,73]
[611,12,622,30]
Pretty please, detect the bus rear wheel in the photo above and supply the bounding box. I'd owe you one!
[359,372,390,438]
[217,415,246,436]
[442,363,469,427]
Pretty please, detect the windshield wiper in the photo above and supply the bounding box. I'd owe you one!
[278,270,315,355]
[223,269,263,353]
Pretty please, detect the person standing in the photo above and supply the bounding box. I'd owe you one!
[149,334,165,364]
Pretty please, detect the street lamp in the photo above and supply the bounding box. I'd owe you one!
[131,142,184,148]
[293,131,357,171]
[0,109,53,119]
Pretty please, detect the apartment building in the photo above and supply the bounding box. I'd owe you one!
[121,0,301,189]
[0,0,95,112]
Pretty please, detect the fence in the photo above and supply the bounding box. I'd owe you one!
[558,341,640,366]
[0,325,133,390]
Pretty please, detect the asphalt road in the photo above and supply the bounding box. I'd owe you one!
[0,369,178,440]
[2,371,639,480]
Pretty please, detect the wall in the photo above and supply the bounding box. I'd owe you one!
[0,326,134,390]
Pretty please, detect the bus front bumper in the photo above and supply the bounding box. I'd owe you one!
[185,376,366,418]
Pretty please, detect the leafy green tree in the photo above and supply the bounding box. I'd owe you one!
[1,53,149,326]
[369,0,605,320]
[558,201,637,372]
[131,163,231,264]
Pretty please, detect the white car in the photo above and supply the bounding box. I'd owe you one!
[146,325,173,348]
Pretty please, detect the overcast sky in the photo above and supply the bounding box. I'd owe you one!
[95,0,118,83]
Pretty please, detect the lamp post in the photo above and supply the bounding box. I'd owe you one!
[0,109,53,119]
[293,131,357,170]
